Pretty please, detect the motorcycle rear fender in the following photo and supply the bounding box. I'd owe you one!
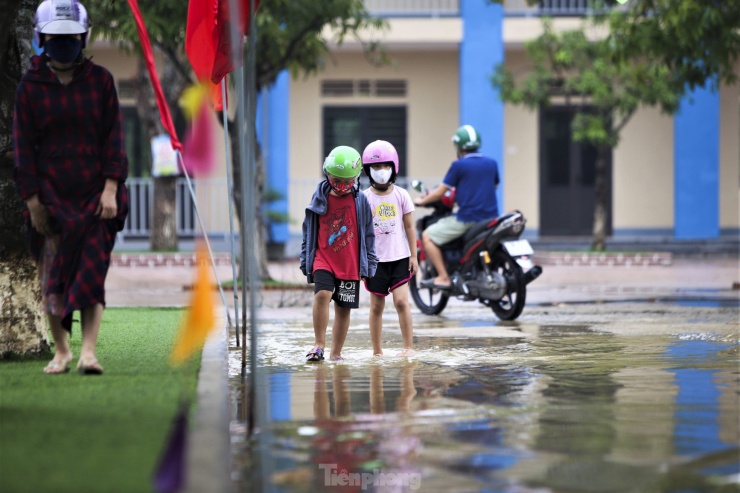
[485,213,526,251]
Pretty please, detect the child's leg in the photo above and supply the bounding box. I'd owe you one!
[330,305,352,359]
[369,294,385,356]
[392,283,414,353]
[312,290,333,348]
[370,365,385,414]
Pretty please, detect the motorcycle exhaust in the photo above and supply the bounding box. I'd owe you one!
[523,265,543,285]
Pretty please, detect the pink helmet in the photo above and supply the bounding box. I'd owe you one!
[362,140,399,183]
[34,0,91,48]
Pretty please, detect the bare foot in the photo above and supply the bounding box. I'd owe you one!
[373,352,383,357]
[44,353,73,374]
[433,276,451,287]
[77,355,104,375]
[398,349,415,357]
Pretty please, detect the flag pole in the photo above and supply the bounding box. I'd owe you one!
[220,80,241,347]
[226,0,273,487]
[244,0,260,433]
[176,152,231,326]
[245,2,274,487]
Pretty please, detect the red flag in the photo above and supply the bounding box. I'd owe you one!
[126,0,183,151]
[185,0,260,85]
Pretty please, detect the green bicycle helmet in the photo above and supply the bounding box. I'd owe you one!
[323,145,362,179]
[452,124,481,152]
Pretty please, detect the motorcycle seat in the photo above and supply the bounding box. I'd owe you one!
[463,217,499,242]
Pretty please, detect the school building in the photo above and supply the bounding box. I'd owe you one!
[90,0,740,255]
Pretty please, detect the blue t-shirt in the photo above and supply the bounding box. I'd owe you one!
[442,153,500,222]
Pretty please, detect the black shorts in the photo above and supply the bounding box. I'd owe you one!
[364,257,413,297]
[313,269,360,308]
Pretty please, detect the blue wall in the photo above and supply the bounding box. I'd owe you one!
[459,0,505,208]
[258,71,290,244]
[674,84,720,239]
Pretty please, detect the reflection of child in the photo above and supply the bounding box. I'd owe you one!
[311,362,422,492]
[300,146,378,362]
[361,141,418,357]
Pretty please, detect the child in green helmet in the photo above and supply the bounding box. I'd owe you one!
[300,146,378,362]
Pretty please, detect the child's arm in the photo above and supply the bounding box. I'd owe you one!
[363,199,378,278]
[403,212,418,275]
[300,215,308,276]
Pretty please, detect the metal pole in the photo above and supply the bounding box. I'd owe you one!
[227,0,274,488]
[244,0,260,436]
[175,152,231,327]
[224,0,250,382]
[221,80,241,347]
[246,2,274,490]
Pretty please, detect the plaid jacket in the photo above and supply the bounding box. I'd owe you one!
[13,55,129,330]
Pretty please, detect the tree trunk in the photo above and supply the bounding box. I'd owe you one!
[228,121,271,281]
[134,58,180,251]
[0,0,49,356]
[591,145,609,251]
[151,176,178,251]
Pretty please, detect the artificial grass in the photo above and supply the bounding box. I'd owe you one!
[0,308,200,493]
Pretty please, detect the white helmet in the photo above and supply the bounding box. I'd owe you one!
[34,0,91,47]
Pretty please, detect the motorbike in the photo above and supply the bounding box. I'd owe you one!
[409,180,542,321]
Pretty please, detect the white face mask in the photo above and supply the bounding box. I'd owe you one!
[370,168,392,184]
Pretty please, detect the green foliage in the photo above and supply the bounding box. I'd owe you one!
[492,1,739,149]
[85,0,388,91]
[255,0,387,89]
[597,0,740,91]
[87,1,188,55]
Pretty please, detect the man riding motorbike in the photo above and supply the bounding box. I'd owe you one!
[413,124,500,289]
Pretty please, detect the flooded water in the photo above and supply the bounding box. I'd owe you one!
[229,304,739,492]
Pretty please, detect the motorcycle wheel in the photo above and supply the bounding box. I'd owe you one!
[409,251,449,315]
[488,249,526,321]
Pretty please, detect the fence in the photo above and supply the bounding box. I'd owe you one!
[121,177,231,241]
[120,176,439,243]
[362,0,598,17]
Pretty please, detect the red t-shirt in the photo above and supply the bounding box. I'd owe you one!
[313,193,360,280]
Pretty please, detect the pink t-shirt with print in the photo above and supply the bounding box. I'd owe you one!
[363,185,415,262]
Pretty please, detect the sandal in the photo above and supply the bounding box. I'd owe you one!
[43,354,73,375]
[306,346,324,362]
[419,279,451,291]
[77,356,104,375]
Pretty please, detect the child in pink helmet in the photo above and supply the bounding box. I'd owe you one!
[361,140,418,357]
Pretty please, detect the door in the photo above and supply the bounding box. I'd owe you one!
[323,106,407,179]
[539,106,612,236]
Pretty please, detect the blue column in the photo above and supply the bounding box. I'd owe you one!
[460,0,505,208]
[270,373,291,421]
[259,71,290,245]
[674,84,720,238]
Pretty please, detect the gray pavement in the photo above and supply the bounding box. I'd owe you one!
[106,256,740,309]
[104,256,739,493]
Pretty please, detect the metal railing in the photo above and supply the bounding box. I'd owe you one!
[364,0,459,16]
[506,0,594,16]
[121,177,230,240]
[120,176,439,243]
[363,0,597,17]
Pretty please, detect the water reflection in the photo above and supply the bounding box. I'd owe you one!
[230,323,740,492]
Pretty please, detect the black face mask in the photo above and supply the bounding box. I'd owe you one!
[44,36,83,64]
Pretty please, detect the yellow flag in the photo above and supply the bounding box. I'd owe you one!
[178,83,208,122]
[170,245,216,365]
